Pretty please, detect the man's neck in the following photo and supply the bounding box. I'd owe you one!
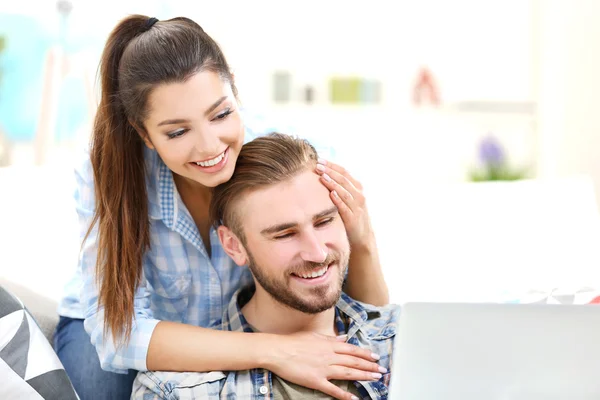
[241,287,337,336]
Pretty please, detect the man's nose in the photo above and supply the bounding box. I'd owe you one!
[299,231,327,264]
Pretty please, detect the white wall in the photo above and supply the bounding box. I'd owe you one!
[537,0,600,197]
[3,0,540,179]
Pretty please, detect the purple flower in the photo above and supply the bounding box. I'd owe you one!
[479,135,505,166]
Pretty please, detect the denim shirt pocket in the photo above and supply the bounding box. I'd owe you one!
[137,371,227,400]
[370,323,396,341]
[367,325,396,380]
[151,270,192,322]
[171,371,227,399]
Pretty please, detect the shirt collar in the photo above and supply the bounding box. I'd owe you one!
[222,285,257,333]
[145,147,177,226]
[145,147,165,221]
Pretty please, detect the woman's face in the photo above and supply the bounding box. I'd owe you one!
[143,71,244,188]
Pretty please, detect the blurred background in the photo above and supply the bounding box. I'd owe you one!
[2,0,600,305]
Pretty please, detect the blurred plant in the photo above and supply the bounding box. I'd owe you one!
[468,134,528,181]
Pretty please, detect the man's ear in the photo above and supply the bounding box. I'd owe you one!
[218,225,248,266]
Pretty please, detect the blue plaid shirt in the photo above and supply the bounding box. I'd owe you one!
[56,111,334,373]
[132,287,400,399]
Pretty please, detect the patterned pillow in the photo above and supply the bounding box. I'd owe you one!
[0,286,78,399]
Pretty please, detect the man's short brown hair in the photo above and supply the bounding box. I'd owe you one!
[210,133,319,239]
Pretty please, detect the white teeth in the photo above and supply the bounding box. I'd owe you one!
[195,151,225,167]
[298,266,328,279]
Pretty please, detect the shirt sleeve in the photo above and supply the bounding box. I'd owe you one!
[75,149,160,373]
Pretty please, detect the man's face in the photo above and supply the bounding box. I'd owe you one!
[237,169,350,314]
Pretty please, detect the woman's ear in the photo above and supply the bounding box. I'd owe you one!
[141,135,154,150]
[218,225,248,266]
[130,120,154,149]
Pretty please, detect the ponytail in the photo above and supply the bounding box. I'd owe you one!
[86,15,151,344]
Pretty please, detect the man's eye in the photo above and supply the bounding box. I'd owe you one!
[315,218,333,227]
[274,232,294,240]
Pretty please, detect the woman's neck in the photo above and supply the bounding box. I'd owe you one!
[173,173,211,202]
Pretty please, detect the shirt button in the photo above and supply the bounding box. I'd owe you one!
[259,385,268,395]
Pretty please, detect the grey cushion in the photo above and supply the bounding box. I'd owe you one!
[0,285,78,399]
[0,279,59,342]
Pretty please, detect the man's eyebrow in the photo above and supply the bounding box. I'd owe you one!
[313,206,338,220]
[260,207,338,236]
[261,222,297,236]
[156,96,228,127]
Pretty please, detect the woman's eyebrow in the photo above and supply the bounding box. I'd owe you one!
[156,96,228,127]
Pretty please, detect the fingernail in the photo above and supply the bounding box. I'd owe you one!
[351,396,360,400]
[371,353,380,360]
[318,158,327,165]
[322,173,331,182]
[316,163,326,172]
[379,366,387,373]
[336,334,348,341]
[372,372,382,379]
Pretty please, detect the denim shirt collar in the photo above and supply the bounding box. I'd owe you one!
[223,286,383,341]
[145,146,209,257]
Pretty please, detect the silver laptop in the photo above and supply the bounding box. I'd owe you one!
[389,302,600,400]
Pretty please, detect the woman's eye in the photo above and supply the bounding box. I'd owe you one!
[214,108,233,121]
[167,129,188,139]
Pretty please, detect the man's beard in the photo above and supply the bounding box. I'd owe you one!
[247,249,349,314]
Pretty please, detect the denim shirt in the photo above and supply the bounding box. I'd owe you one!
[132,288,400,400]
[56,111,334,373]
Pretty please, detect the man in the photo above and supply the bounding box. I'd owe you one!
[132,133,399,399]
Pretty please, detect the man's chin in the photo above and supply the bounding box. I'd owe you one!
[291,300,338,314]
[289,288,342,314]
[286,269,344,313]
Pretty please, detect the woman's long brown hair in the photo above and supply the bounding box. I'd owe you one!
[86,15,235,344]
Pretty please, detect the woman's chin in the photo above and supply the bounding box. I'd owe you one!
[193,164,235,188]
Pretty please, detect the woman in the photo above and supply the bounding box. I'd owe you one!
[53,15,389,400]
